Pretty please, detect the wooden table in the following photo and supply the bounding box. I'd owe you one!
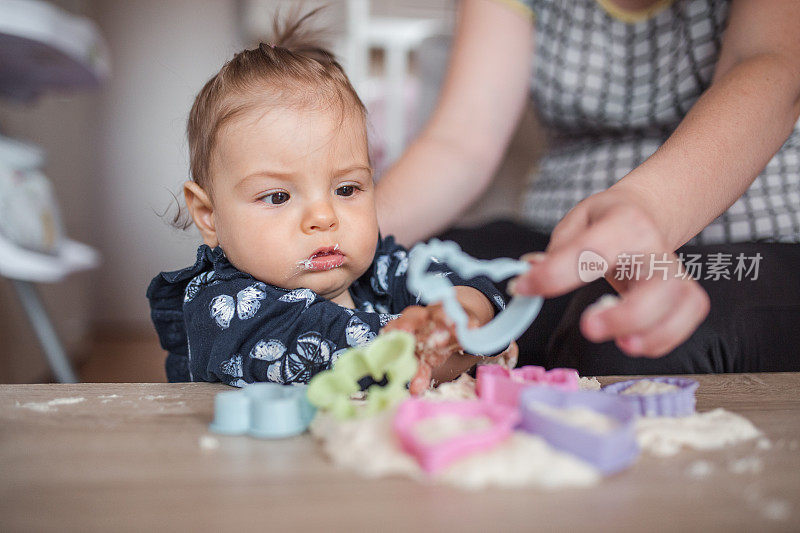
[1,374,798,532]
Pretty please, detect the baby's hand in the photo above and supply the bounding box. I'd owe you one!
[383,304,475,395]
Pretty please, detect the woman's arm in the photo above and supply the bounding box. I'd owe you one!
[512,0,800,357]
[376,0,534,246]
[614,0,800,250]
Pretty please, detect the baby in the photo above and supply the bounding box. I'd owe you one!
[147,11,507,393]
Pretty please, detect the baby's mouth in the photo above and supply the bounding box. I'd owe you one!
[301,245,345,272]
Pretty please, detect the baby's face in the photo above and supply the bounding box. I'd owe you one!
[207,104,378,306]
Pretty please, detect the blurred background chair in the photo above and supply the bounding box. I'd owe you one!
[0,0,108,382]
[342,0,443,166]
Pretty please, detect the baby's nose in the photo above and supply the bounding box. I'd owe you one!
[302,201,338,232]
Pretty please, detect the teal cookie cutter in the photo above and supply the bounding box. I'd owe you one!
[306,330,418,419]
[407,239,544,356]
[209,382,316,438]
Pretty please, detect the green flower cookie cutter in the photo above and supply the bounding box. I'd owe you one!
[407,239,544,356]
[306,330,418,419]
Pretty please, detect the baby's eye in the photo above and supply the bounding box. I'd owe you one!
[336,185,356,197]
[261,191,289,205]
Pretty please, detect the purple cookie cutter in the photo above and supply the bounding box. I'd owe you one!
[476,365,579,409]
[519,387,639,474]
[602,377,699,417]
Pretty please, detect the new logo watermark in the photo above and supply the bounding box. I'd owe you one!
[578,250,608,282]
[577,252,762,282]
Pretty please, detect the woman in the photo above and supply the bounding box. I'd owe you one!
[376,0,800,374]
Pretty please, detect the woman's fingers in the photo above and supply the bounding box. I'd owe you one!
[581,275,685,342]
[513,203,663,298]
[579,277,710,357]
[612,284,710,357]
[507,189,712,358]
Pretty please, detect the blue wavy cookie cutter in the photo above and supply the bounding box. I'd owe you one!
[209,383,316,438]
[407,239,544,355]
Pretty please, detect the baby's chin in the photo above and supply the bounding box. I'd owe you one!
[290,269,355,299]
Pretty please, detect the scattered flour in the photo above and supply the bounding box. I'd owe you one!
[98,394,119,400]
[424,374,477,401]
[579,377,601,391]
[528,402,617,434]
[198,435,220,451]
[686,460,714,479]
[620,380,680,396]
[762,499,791,521]
[728,456,764,475]
[310,405,600,490]
[744,486,792,522]
[636,408,761,456]
[414,415,492,445]
[312,373,764,490]
[17,397,86,412]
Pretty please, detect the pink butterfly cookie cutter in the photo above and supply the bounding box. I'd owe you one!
[476,365,579,409]
[393,399,519,474]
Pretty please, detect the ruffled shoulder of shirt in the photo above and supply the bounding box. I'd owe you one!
[145,245,251,381]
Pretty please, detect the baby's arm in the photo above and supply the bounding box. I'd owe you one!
[183,279,390,386]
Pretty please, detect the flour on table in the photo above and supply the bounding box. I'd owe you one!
[762,500,791,521]
[310,405,600,490]
[686,460,713,479]
[619,380,680,396]
[636,408,760,456]
[579,376,601,391]
[198,435,220,451]
[424,374,477,401]
[414,415,492,445]
[17,397,86,412]
[528,402,617,434]
[728,456,763,475]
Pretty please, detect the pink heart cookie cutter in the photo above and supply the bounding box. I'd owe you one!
[476,365,579,409]
[393,399,519,474]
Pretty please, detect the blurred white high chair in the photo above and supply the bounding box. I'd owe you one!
[0,0,109,382]
[343,0,444,164]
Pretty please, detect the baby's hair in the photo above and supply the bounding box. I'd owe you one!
[171,7,366,229]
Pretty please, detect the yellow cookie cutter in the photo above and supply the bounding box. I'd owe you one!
[306,331,418,419]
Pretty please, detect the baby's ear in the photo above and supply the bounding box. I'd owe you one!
[183,181,218,247]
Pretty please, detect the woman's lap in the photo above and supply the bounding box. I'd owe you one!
[436,220,800,375]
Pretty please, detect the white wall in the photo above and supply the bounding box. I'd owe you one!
[93,0,244,327]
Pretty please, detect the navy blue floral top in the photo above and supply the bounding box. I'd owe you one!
[146,236,506,386]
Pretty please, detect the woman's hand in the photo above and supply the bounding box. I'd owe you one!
[510,186,710,357]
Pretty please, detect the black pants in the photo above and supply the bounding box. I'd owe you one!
[438,220,800,375]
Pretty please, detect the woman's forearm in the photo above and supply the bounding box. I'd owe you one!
[376,127,503,246]
[616,53,800,250]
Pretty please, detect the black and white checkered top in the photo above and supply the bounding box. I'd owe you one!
[508,0,800,244]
